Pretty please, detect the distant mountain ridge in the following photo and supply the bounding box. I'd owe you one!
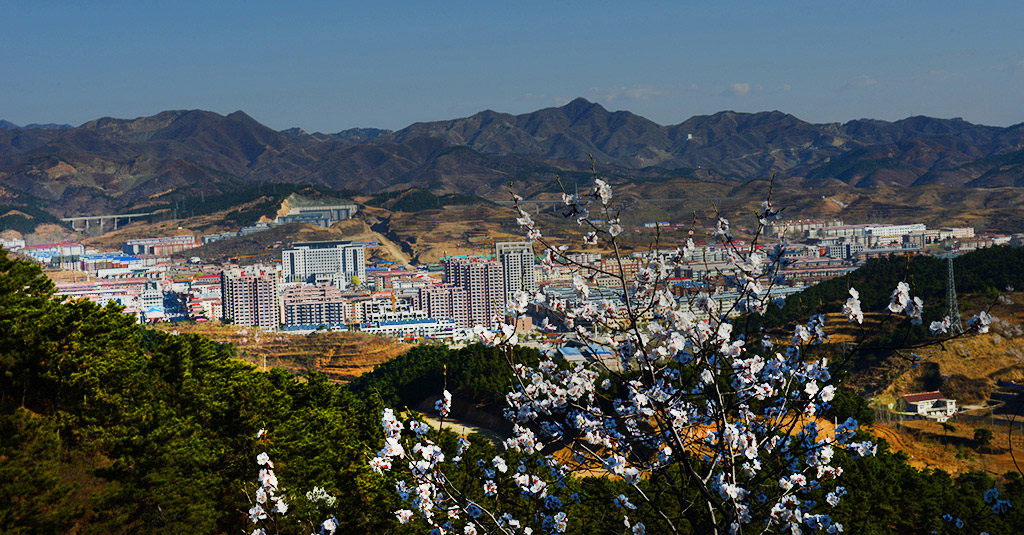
[388,98,1024,184]
[0,120,74,130]
[1,99,1024,218]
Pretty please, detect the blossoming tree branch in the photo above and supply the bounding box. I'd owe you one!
[364,176,997,535]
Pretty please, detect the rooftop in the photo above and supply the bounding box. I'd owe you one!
[23,241,80,249]
[903,391,948,403]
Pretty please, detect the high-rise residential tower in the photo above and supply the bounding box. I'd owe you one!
[419,283,469,328]
[443,256,503,328]
[221,265,280,331]
[495,241,537,303]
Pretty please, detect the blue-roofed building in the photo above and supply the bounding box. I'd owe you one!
[583,345,621,371]
[557,346,586,365]
[79,253,143,273]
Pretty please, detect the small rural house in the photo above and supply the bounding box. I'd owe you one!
[902,391,957,421]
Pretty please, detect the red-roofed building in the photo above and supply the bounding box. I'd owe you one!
[902,391,957,420]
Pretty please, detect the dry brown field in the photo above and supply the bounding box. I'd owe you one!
[152,322,411,381]
[869,419,1024,477]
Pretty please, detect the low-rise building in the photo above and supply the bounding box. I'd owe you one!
[122,235,199,256]
[187,296,223,321]
[765,219,845,238]
[902,391,957,421]
[79,253,144,273]
[275,198,358,227]
[940,227,975,240]
[360,317,457,339]
[0,237,25,250]
[20,242,86,265]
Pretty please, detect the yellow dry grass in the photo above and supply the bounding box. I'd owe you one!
[153,322,411,381]
[869,420,1024,477]
[861,292,1024,475]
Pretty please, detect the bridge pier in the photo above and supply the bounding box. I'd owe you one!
[61,212,157,234]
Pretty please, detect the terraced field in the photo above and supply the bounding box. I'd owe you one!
[152,322,412,381]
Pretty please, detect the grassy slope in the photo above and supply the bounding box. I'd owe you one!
[152,322,411,381]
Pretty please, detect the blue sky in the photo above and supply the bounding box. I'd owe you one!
[2,1,1023,132]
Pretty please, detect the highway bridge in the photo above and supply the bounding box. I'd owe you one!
[60,212,158,232]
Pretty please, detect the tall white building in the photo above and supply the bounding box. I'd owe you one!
[282,241,366,284]
[495,241,536,304]
[221,265,281,331]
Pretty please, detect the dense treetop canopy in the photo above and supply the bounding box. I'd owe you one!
[1,248,1023,534]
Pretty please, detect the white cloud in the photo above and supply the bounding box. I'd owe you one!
[587,85,668,102]
[841,74,878,90]
[991,60,1024,71]
[726,82,751,96]
[522,93,572,107]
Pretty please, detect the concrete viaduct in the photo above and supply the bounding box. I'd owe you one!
[60,212,157,232]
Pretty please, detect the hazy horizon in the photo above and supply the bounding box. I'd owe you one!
[4,97,1022,136]
[3,1,1023,132]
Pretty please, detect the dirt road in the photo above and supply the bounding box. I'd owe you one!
[369,230,413,269]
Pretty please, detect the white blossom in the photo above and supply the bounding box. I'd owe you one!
[843,288,863,324]
[435,390,452,417]
[969,311,992,333]
[930,317,950,335]
[395,509,414,523]
[365,178,972,535]
[593,179,612,204]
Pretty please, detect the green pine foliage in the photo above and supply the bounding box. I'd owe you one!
[0,250,397,534]
[0,203,60,234]
[0,408,81,534]
[759,246,1024,332]
[365,188,490,213]
[832,443,1024,534]
[350,343,542,407]
[1,248,1024,533]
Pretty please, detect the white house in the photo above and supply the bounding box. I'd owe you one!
[902,391,957,421]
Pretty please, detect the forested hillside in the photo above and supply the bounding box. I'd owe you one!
[2,249,1024,534]
[0,250,403,533]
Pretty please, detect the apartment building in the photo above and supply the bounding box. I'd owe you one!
[444,256,503,328]
[495,241,537,303]
[221,265,280,331]
[419,283,469,327]
[281,284,349,328]
[122,235,200,256]
[282,241,366,284]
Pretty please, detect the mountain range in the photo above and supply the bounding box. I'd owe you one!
[0,120,74,131]
[2,98,1024,218]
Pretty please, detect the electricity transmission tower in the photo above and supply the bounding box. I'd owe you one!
[945,254,964,334]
